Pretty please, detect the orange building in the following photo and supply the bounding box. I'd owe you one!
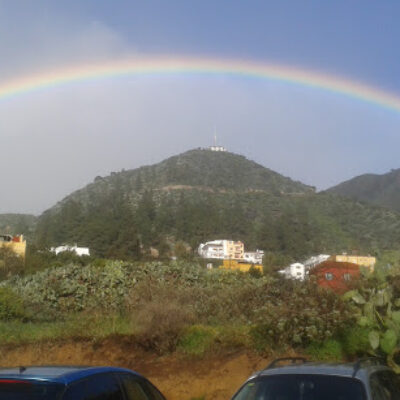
[309,261,360,293]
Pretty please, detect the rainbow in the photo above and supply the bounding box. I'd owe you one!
[1,56,400,113]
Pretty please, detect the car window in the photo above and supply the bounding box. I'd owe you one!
[63,373,124,400]
[142,380,166,400]
[62,380,86,400]
[370,371,400,400]
[0,380,64,400]
[119,374,151,400]
[232,375,366,400]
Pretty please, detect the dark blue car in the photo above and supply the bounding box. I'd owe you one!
[0,365,166,399]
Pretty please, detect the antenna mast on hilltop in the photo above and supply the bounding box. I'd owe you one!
[209,127,226,152]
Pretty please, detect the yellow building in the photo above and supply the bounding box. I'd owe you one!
[0,235,27,259]
[333,254,376,272]
[225,241,245,260]
[222,259,263,274]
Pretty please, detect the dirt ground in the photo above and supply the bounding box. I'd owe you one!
[0,337,274,400]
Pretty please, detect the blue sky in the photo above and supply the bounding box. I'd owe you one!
[1,1,400,213]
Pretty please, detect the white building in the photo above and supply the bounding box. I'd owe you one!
[280,254,330,281]
[304,254,330,269]
[50,244,90,257]
[209,146,227,152]
[198,240,244,260]
[279,262,306,280]
[243,250,264,264]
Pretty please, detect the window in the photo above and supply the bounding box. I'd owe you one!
[119,374,165,400]
[63,374,124,400]
[325,273,333,281]
[232,375,366,400]
[0,381,64,400]
[142,381,166,400]
[343,273,351,281]
[370,371,400,400]
[119,374,150,400]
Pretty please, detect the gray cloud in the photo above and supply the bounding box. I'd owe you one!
[0,5,400,214]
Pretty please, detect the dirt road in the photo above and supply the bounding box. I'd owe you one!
[0,337,274,399]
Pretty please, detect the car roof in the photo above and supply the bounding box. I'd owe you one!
[256,362,391,380]
[0,366,140,385]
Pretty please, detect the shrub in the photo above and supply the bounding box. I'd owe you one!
[178,325,216,356]
[340,325,370,357]
[307,339,343,361]
[250,281,355,352]
[0,287,26,321]
[133,300,194,354]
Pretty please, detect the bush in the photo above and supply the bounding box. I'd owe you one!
[178,325,216,356]
[0,287,26,321]
[133,300,194,354]
[307,339,343,361]
[249,281,355,352]
[340,326,370,357]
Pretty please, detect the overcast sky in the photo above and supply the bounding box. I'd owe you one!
[1,1,400,214]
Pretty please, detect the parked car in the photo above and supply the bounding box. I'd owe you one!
[231,357,400,400]
[0,365,166,399]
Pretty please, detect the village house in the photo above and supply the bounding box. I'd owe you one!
[0,234,26,259]
[309,260,360,293]
[198,240,244,260]
[332,254,376,272]
[279,262,306,280]
[243,250,264,264]
[50,244,90,257]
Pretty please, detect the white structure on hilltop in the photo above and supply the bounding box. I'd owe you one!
[50,244,90,257]
[209,129,227,152]
[209,145,227,152]
[243,250,264,264]
[198,240,244,260]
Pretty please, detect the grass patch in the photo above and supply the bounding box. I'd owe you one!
[0,315,133,345]
[178,325,217,356]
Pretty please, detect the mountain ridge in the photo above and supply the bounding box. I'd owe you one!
[327,168,400,212]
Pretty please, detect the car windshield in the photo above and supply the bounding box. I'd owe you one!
[232,374,366,400]
[0,380,64,400]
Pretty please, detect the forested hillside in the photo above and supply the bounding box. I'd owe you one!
[327,168,400,212]
[0,214,37,238]
[34,149,400,259]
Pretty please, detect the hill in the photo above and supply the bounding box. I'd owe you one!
[34,149,400,259]
[327,168,400,212]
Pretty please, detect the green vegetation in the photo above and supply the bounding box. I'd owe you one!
[0,213,37,238]
[327,168,400,212]
[33,150,400,260]
[0,257,399,363]
[0,260,353,356]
